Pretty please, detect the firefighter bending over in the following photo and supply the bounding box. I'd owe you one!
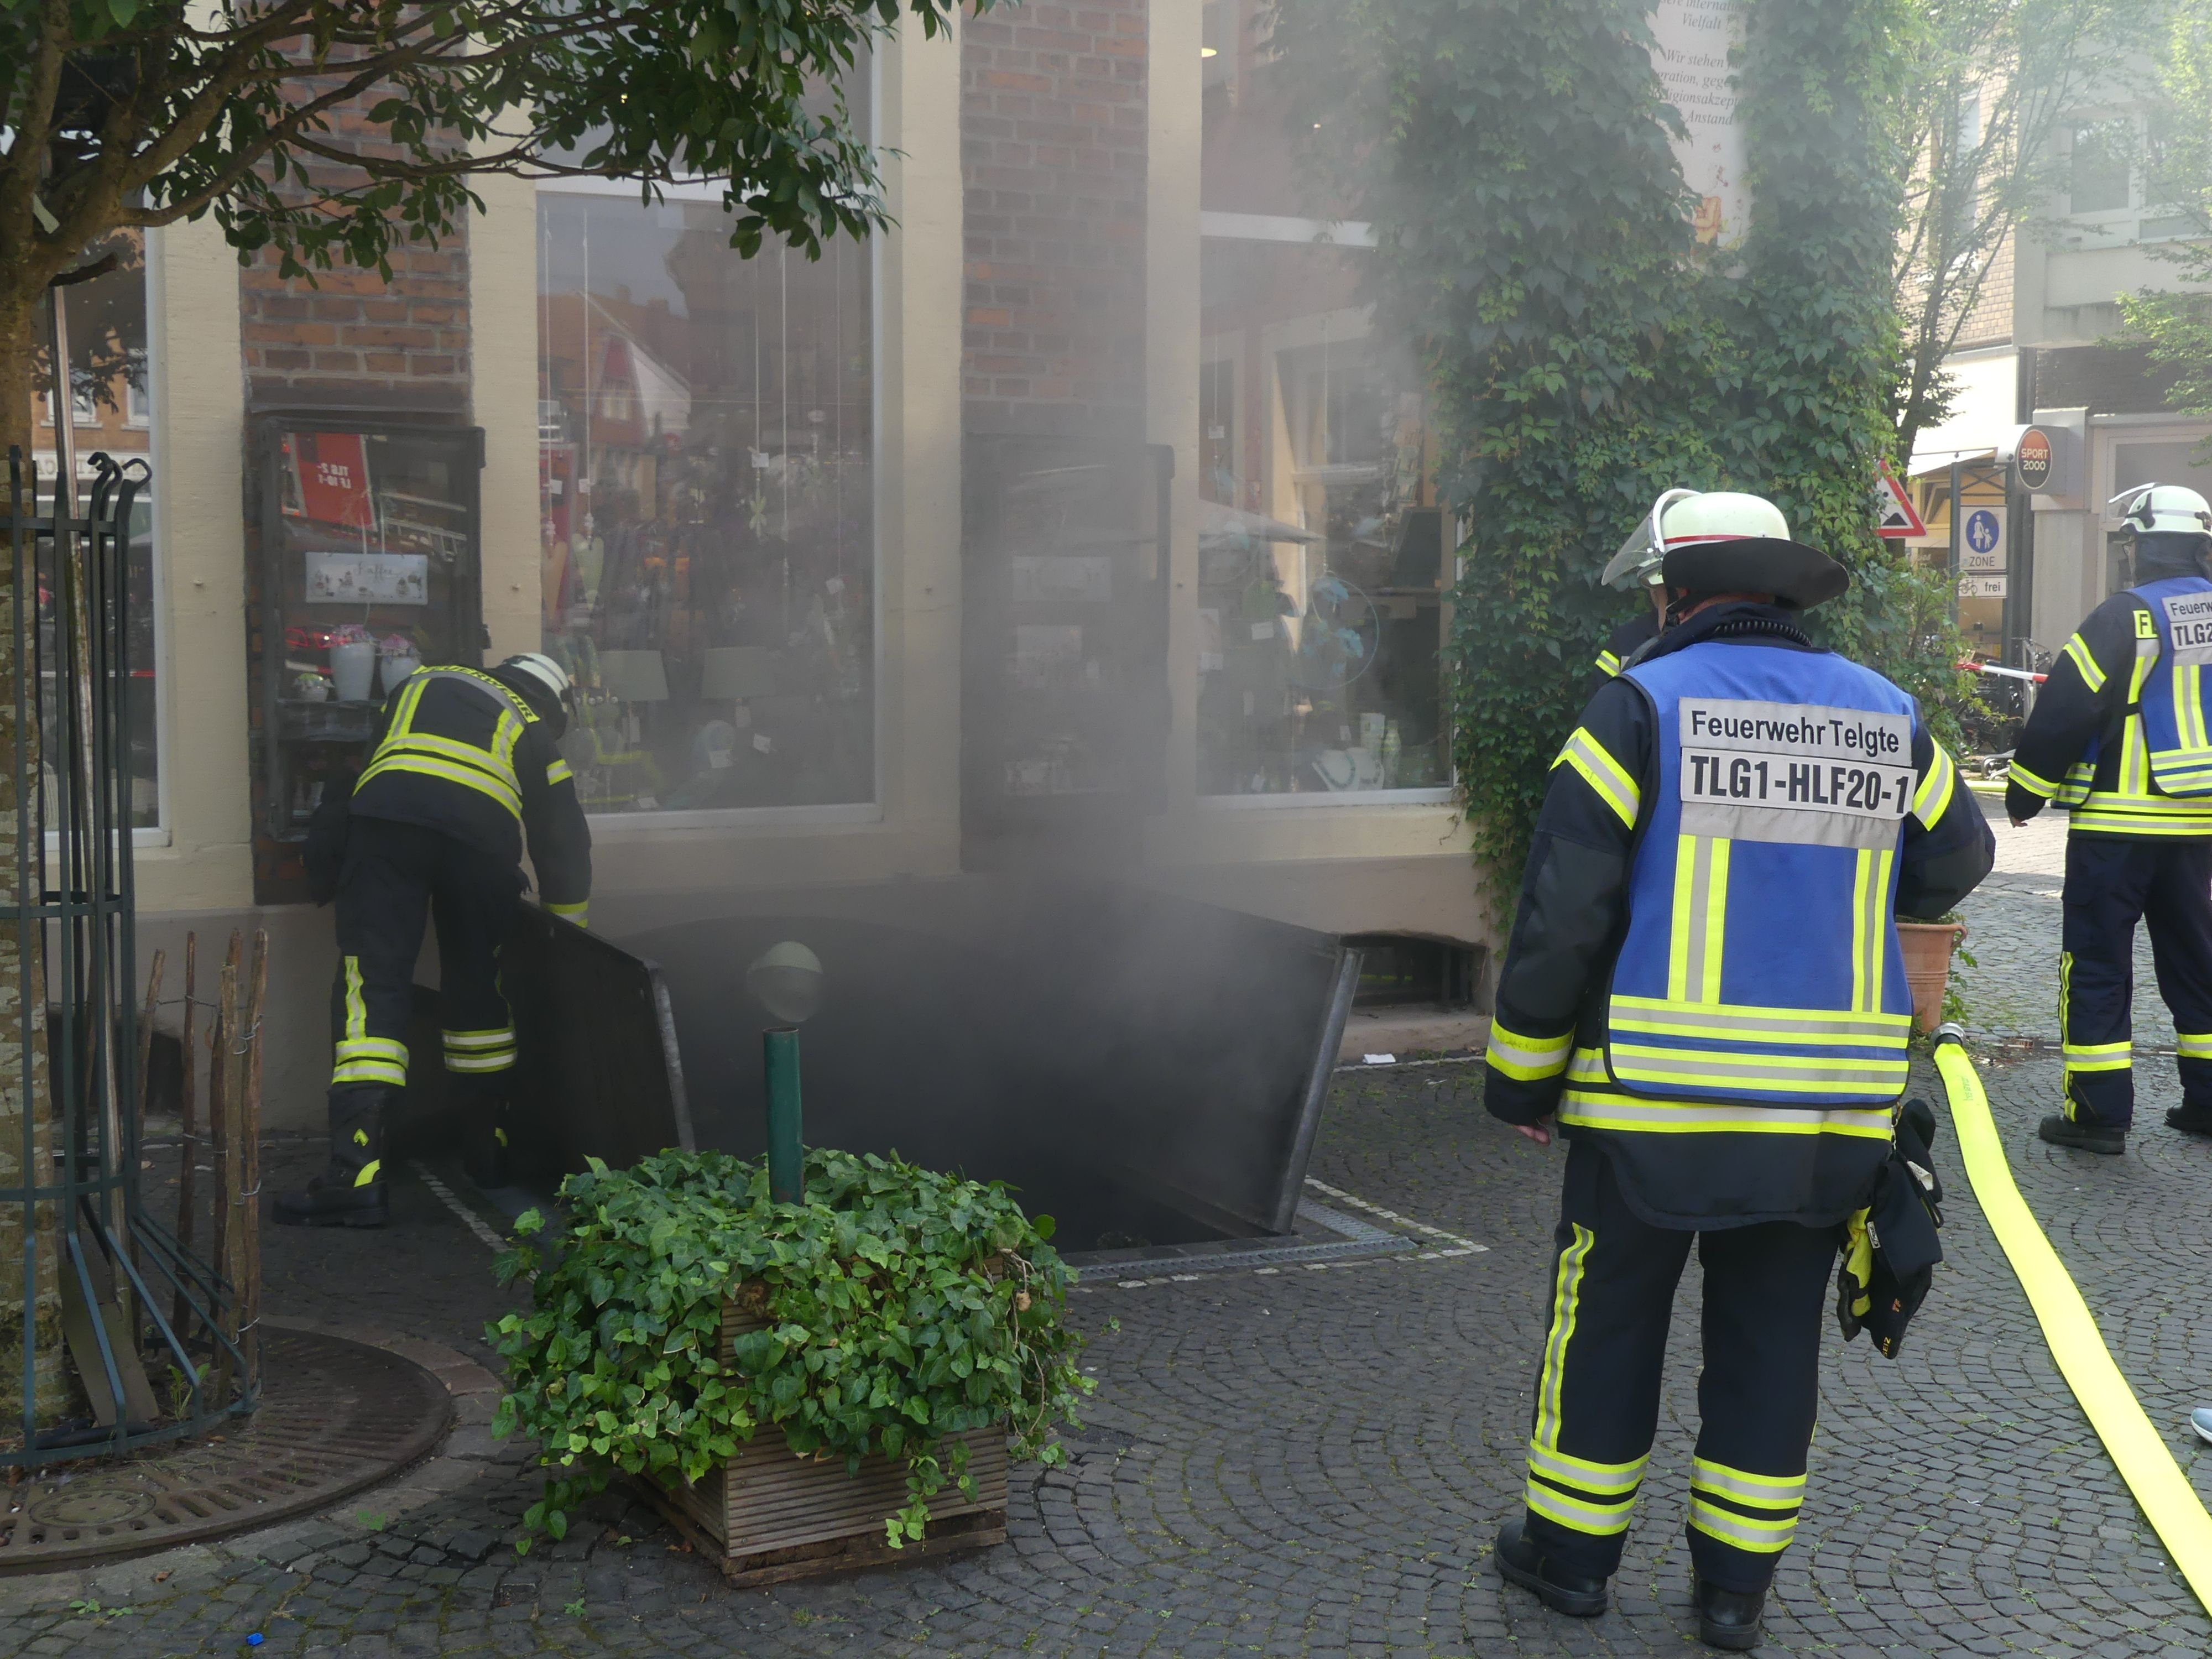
[1482,492,1993,1649]
[276,653,592,1229]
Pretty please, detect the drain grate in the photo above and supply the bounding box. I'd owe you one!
[0,1330,451,1573]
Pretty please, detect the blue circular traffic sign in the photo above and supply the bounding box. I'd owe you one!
[1964,508,2002,556]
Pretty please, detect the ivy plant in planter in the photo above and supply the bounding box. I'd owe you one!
[488,1147,1091,1553]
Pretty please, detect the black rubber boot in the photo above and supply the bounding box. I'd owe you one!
[2166,1104,2212,1139]
[460,1079,514,1188]
[1492,1519,1608,1618]
[273,1177,389,1228]
[2038,1112,2125,1154]
[1694,1578,1766,1650]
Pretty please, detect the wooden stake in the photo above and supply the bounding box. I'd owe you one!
[133,948,164,1155]
[210,933,243,1407]
[240,931,268,1394]
[171,932,197,1338]
[126,948,164,1329]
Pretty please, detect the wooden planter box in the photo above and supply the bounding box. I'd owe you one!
[637,1297,1009,1586]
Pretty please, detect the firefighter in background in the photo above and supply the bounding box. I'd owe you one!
[2006,483,2212,1153]
[276,653,592,1228]
[1483,492,1993,1649]
[1588,487,1697,692]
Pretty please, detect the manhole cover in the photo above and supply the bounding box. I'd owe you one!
[0,1329,452,1573]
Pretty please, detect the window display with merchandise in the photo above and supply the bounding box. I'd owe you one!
[536,190,874,815]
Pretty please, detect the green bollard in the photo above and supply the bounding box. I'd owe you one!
[764,1027,804,1204]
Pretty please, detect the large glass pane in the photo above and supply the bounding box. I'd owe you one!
[1197,0,1446,796]
[535,196,874,812]
[28,236,158,829]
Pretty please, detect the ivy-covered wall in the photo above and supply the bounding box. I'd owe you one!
[1277,0,1964,906]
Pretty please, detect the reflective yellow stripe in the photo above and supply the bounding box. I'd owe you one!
[1526,1478,1635,1536]
[1849,847,1888,1013]
[1554,728,1640,829]
[2063,633,2107,694]
[1912,743,1956,826]
[2062,1040,2131,1072]
[1689,1495,1796,1552]
[1667,834,1729,1004]
[441,1028,515,1050]
[1562,1095,1896,1138]
[1691,1458,1805,1509]
[1609,995,1910,1044]
[335,1036,408,1063]
[343,956,368,1045]
[2069,793,2212,834]
[2057,760,2096,806]
[1533,1224,1593,1453]
[2179,1032,2212,1061]
[546,759,574,786]
[1528,1442,1647,1495]
[353,1159,383,1188]
[2007,760,2058,799]
[1594,649,1623,677]
[546,900,589,920]
[445,1051,518,1073]
[358,752,524,819]
[1486,1020,1573,1082]
[332,1059,408,1087]
[1609,1043,1909,1094]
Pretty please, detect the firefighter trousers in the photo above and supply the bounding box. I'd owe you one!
[326,817,521,1185]
[2058,834,2212,1129]
[1520,1139,1839,1594]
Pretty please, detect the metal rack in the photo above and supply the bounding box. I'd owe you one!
[4,443,251,1466]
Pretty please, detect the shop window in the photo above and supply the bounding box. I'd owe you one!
[535,191,874,813]
[1196,239,1446,796]
[25,237,159,830]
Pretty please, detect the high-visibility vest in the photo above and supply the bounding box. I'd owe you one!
[2127,576,2212,798]
[354,667,537,822]
[1595,641,1918,1120]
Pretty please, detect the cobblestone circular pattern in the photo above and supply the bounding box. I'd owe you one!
[0,1330,451,1575]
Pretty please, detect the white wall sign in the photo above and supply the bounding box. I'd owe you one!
[1650,0,1751,251]
[1959,574,2008,599]
[1960,505,2007,571]
[305,550,429,606]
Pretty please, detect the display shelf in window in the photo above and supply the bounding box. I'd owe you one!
[248,414,484,905]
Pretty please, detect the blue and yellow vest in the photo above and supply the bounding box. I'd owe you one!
[2127,576,2212,797]
[1572,642,1918,1139]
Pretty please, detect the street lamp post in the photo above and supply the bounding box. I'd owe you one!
[745,943,823,1204]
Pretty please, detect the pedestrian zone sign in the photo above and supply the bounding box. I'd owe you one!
[1872,461,1928,539]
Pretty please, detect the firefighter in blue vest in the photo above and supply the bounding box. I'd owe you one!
[2006,483,2212,1152]
[1587,488,1691,693]
[275,653,592,1228]
[1483,492,1993,1649]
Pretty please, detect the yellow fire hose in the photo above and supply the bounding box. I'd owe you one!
[1932,1028,2212,1613]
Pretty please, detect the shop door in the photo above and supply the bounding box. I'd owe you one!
[961,438,1173,872]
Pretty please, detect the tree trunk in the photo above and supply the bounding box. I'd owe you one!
[0,285,74,1431]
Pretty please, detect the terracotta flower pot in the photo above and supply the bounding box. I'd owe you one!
[1896,920,1966,1035]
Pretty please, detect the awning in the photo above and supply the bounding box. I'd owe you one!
[1907,446,1997,479]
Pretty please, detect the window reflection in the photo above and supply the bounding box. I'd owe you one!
[536,194,874,812]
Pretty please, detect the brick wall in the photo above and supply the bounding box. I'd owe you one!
[961,0,1149,437]
[238,95,472,415]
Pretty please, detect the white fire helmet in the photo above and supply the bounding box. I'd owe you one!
[497,651,576,712]
[1601,489,1794,590]
[2109,483,2212,538]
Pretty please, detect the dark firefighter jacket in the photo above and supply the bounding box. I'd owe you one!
[1484,602,1995,1228]
[2005,585,2212,838]
[347,666,593,920]
[1589,609,1661,699]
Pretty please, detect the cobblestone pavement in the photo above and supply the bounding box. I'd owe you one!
[6,854,2212,1654]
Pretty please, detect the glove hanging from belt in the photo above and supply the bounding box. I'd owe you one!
[1836,1095,1946,1358]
